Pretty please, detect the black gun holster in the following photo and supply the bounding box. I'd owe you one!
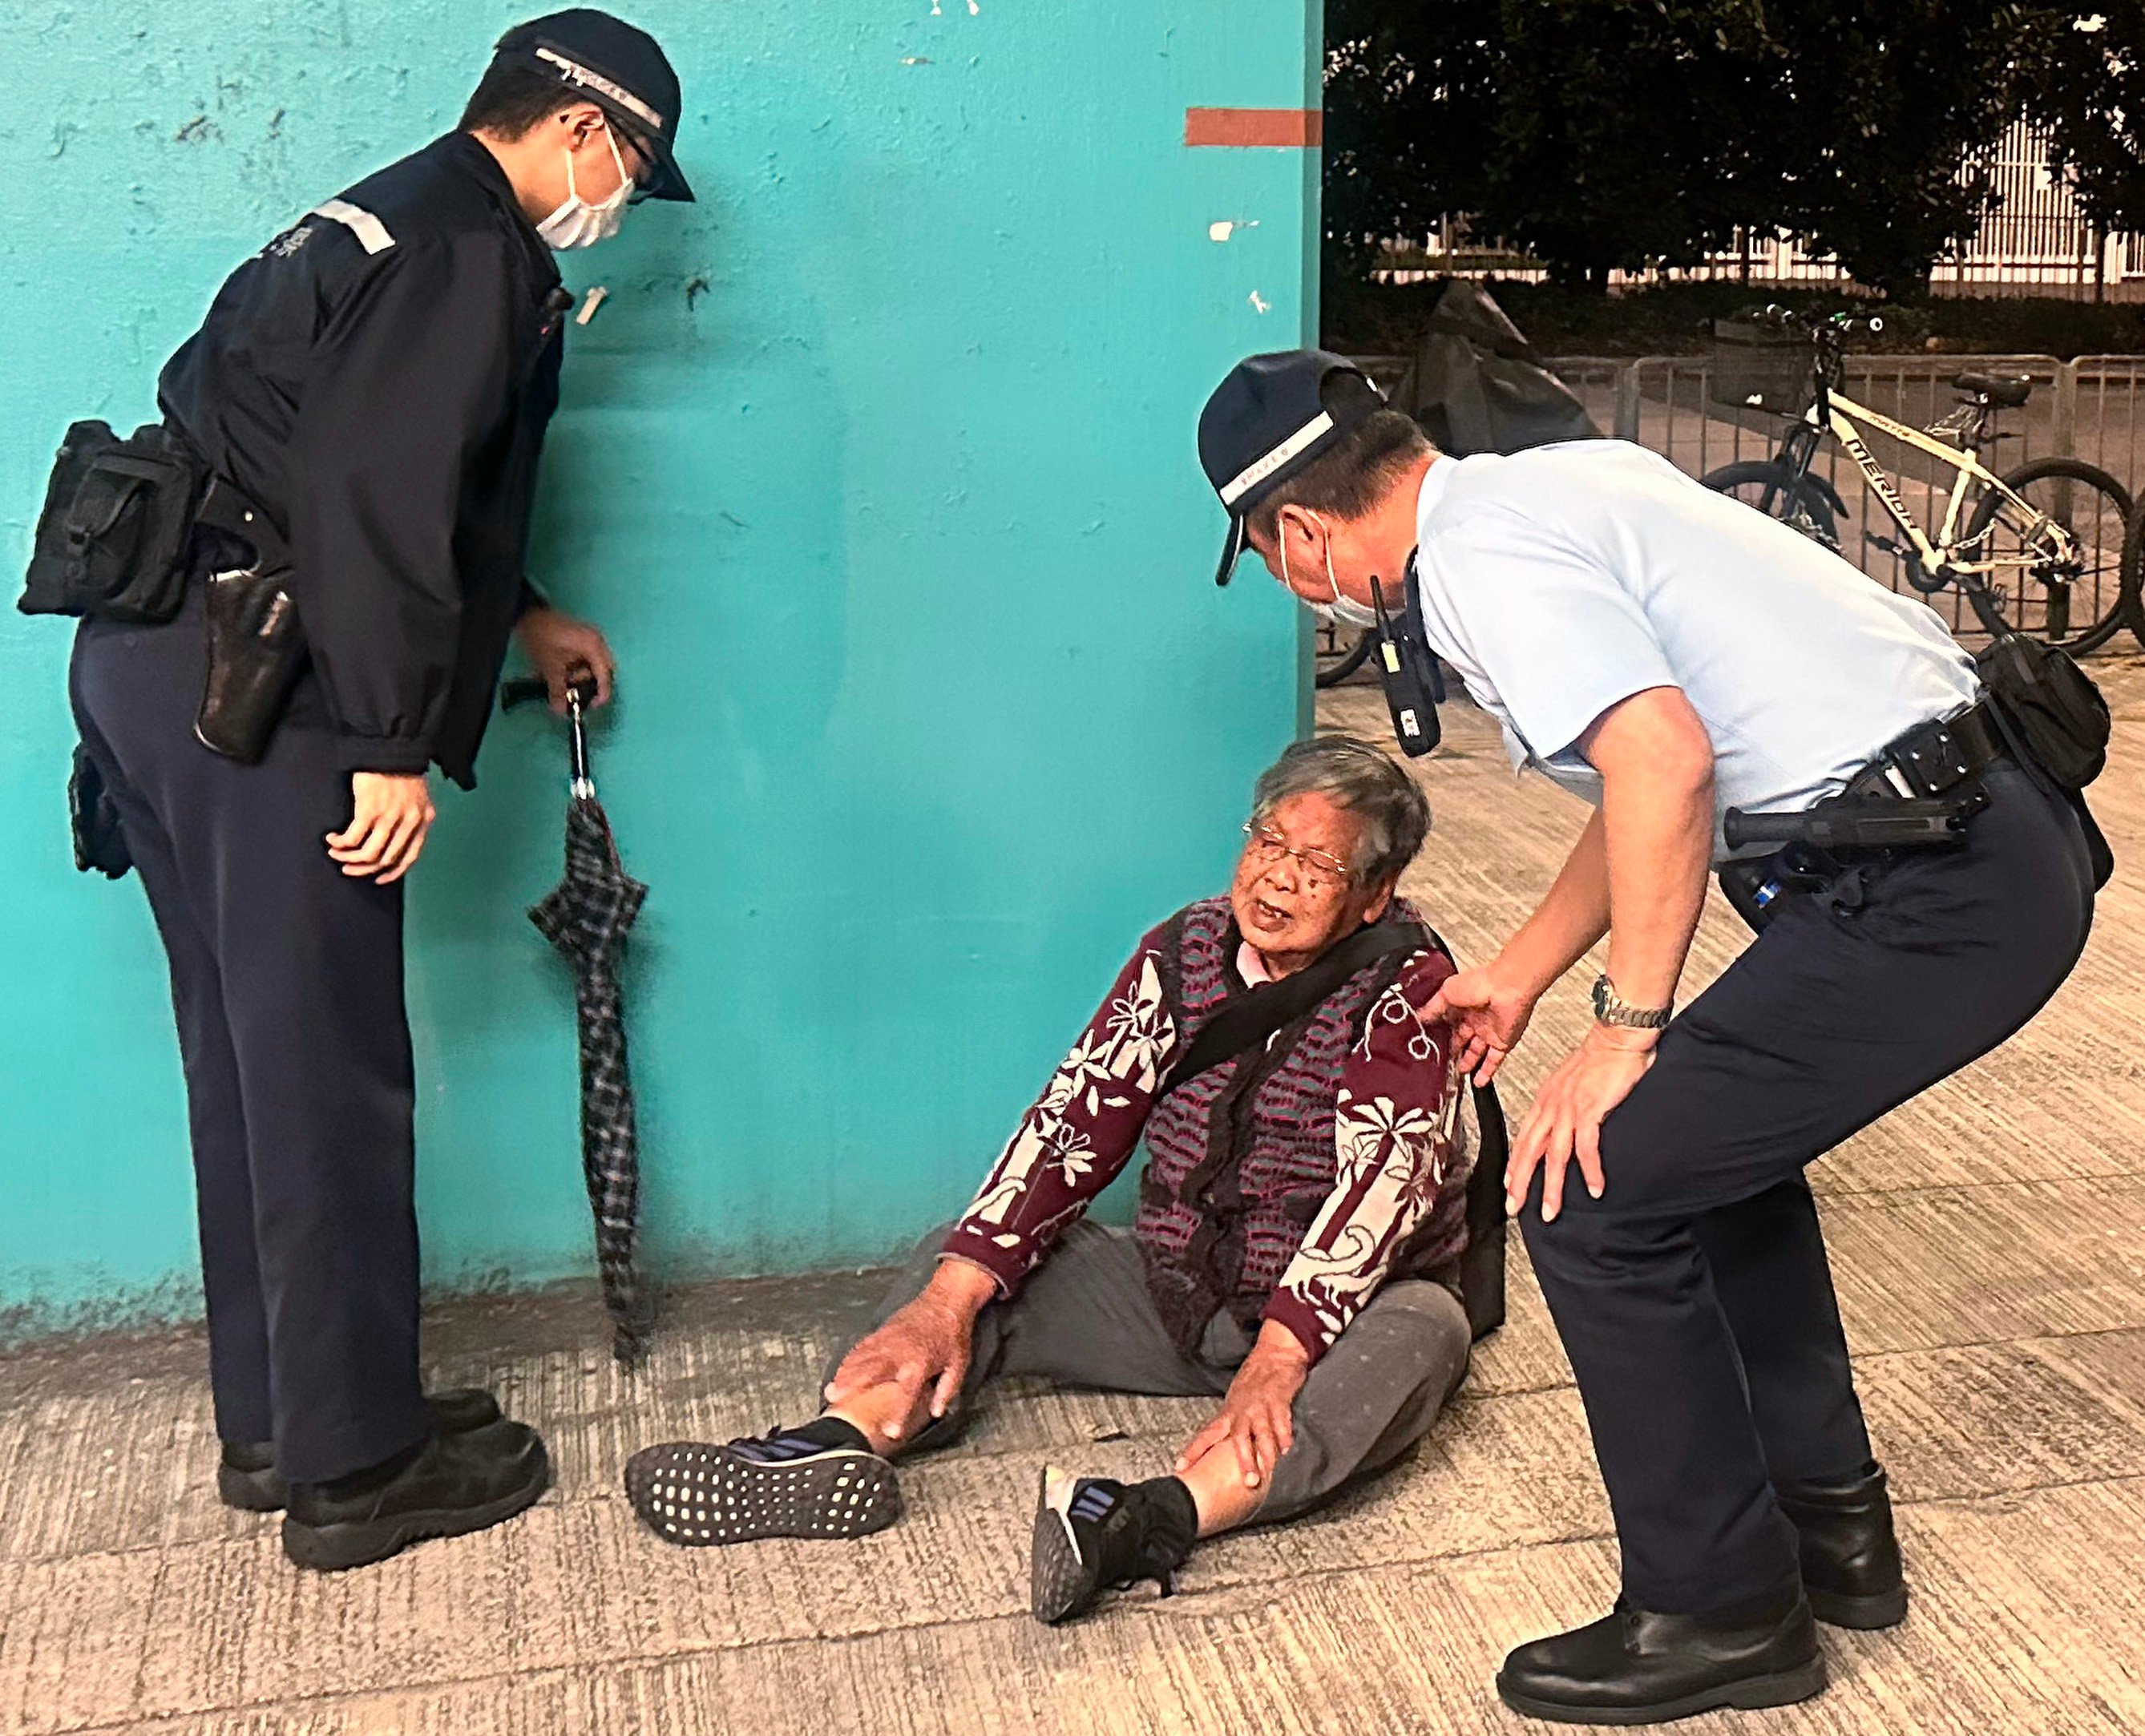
[192,480,305,765]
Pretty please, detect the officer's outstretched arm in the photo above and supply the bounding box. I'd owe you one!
[288,232,517,777]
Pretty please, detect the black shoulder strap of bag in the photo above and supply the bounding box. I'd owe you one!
[1153,918,1428,1104]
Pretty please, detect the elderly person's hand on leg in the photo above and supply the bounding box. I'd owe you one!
[822,1259,997,1448]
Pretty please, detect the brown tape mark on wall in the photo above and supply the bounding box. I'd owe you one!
[1184,108,1323,148]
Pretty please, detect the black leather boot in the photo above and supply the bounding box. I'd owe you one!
[218,1388,506,1513]
[1496,1576,1825,1726]
[1776,1461,1909,1629]
[282,1417,548,1570]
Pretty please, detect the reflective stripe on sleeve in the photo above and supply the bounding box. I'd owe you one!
[310,199,397,256]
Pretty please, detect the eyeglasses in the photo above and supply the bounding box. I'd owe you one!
[1242,822,1352,894]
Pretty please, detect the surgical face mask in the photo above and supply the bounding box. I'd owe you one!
[537,125,632,251]
[1282,517,1380,631]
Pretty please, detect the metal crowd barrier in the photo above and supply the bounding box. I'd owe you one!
[1351,350,2144,641]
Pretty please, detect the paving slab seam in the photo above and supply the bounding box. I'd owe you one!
[42,1480,2145,1736]
[13,1328,2145,1572]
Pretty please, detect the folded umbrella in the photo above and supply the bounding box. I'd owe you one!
[503,672,652,1363]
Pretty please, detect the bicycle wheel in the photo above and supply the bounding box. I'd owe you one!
[1962,458,2135,653]
[1315,628,1377,689]
[1701,460,1841,551]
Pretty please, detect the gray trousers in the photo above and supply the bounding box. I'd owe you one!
[831,1221,1472,1521]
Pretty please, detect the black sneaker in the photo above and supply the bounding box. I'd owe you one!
[219,1388,505,1513]
[281,1418,550,1571]
[624,1425,901,1547]
[1028,1468,1198,1625]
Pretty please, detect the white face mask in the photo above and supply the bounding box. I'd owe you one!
[537,125,632,251]
[1282,515,1380,630]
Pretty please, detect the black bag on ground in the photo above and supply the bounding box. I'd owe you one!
[1974,632,2109,793]
[20,420,205,623]
[1154,916,1509,1341]
[1409,278,1600,457]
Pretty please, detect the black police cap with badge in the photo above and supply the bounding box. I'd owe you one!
[1199,349,1444,757]
[491,9,696,204]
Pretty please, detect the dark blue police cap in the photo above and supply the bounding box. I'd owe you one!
[493,10,694,203]
[1198,349,1387,585]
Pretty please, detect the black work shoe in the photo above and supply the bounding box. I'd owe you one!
[1776,1461,1909,1629]
[1495,1577,1826,1726]
[281,1418,549,1571]
[624,1426,901,1546]
[218,1389,505,1513]
[1029,1468,1198,1625]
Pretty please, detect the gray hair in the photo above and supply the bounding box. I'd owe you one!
[1250,736,1431,886]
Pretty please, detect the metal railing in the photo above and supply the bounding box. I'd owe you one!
[1352,350,2144,642]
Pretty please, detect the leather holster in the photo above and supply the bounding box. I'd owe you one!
[195,563,305,764]
[192,481,305,765]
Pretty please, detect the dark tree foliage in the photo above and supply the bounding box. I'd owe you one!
[2020,4,2145,239]
[1325,1,2075,301]
[1761,2,2028,297]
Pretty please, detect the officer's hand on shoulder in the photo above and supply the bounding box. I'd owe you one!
[328,773,438,886]
[1421,964,1536,1084]
[516,607,617,715]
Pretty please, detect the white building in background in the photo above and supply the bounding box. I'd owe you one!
[1383,119,2145,299]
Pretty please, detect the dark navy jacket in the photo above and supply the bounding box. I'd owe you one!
[159,132,568,787]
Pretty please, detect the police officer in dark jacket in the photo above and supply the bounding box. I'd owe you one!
[67,10,693,1569]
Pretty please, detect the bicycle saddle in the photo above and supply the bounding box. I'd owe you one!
[1953,371,2032,407]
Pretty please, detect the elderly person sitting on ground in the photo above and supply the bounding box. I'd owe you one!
[625,737,1478,1623]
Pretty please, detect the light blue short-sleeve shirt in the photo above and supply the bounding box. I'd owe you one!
[1409,440,1980,861]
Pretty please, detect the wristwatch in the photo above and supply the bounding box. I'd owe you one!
[1592,974,1672,1031]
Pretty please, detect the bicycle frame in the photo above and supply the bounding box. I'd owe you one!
[1783,382,2076,587]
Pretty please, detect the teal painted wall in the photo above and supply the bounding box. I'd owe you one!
[0,1,1320,1326]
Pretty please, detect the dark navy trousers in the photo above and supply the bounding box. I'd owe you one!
[71,589,429,1484]
[1522,760,2095,1613]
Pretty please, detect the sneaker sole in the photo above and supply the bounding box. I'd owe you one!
[281,1451,551,1572]
[624,1441,899,1546]
[1028,1466,1093,1625]
[1808,1581,1909,1629]
[1493,1654,1828,1726]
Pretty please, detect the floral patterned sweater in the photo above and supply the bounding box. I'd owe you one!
[942,896,1469,1363]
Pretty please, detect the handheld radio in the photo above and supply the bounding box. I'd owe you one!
[1371,558,1443,757]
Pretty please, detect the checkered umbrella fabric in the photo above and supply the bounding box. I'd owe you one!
[530,793,652,1364]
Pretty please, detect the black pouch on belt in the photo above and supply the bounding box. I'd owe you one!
[18,421,205,622]
[1974,633,2109,793]
[67,745,132,879]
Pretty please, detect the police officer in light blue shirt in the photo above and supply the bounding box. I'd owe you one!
[1198,351,2098,1726]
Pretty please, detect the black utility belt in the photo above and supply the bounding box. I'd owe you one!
[19,420,305,767]
[1723,701,2003,856]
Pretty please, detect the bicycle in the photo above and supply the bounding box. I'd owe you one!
[1314,622,1378,688]
[1700,308,2135,653]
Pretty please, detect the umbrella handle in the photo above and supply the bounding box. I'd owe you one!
[502,668,601,798]
[568,688,595,798]
[500,670,602,714]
